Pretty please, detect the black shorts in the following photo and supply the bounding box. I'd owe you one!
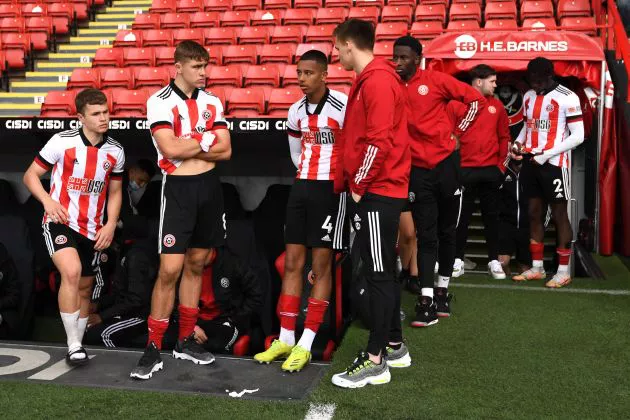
[42,222,101,277]
[159,169,225,254]
[284,180,347,250]
[402,190,413,213]
[497,220,531,265]
[521,159,571,203]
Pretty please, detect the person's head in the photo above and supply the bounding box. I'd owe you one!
[333,19,375,71]
[297,50,328,97]
[76,88,109,135]
[392,36,422,81]
[526,57,555,95]
[470,64,497,97]
[128,159,155,191]
[174,40,210,89]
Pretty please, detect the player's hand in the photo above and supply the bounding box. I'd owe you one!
[451,133,460,149]
[532,152,548,166]
[509,142,524,161]
[194,325,208,344]
[44,198,69,224]
[351,191,362,203]
[87,313,102,328]
[94,222,116,251]
[194,131,217,152]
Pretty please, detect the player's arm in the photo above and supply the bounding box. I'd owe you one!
[94,178,122,251]
[196,128,232,161]
[533,98,584,165]
[286,105,302,168]
[439,73,486,139]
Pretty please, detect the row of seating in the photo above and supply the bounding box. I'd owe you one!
[42,86,308,117]
[0,0,102,6]
[1,16,71,35]
[0,3,89,21]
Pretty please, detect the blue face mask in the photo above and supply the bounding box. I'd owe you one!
[129,180,142,191]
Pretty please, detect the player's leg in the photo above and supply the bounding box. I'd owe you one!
[497,221,516,277]
[399,210,419,292]
[385,270,411,368]
[546,166,573,288]
[454,168,475,278]
[77,275,94,345]
[478,167,505,279]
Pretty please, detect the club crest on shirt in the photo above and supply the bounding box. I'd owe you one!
[102,161,111,171]
[546,104,555,112]
[202,110,213,121]
[163,234,176,248]
[55,235,67,245]
[418,85,429,95]
[488,106,496,114]
[100,253,108,263]
[220,277,230,288]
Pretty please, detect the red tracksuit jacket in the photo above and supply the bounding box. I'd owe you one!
[403,69,486,169]
[447,96,511,169]
[334,58,410,199]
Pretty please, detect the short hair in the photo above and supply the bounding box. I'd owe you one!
[299,49,328,70]
[333,19,375,51]
[470,64,496,82]
[393,36,422,56]
[75,88,108,114]
[134,158,156,180]
[174,40,209,64]
[527,57,554,77]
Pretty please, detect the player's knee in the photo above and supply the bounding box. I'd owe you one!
[284,253,304,275]
[59,265,82,286]
[157,263,181,285]
[311,257,332,278]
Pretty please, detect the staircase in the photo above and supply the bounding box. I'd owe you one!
[0,0,150,117]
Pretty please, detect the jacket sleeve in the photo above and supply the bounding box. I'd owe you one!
[437,73,486,138]
[349,75,396,196]
[497,103,512,170]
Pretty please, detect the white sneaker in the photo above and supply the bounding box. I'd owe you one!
[452,259,465,278]
[488,260,506,280]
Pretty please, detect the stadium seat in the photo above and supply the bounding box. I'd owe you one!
[25,16,56,36]
[133,66,170,88]
[375,23,408,41]
[222,44,259,64]
[282,9,314,25]
[150,0,177,13]
[0,44,25,69]
[327,64,354,86]
[381,5,413,23]
[560,16,596,35]
[520,1,554,20]
[294,0,322,9]
[65,2,88,21]
[557,0,591,19]
[110,88,149,117]
[132,13,162,30]
[0,17,25,32]
[387,0,416,7]
[239,26,271,44]
[449,3,482,22]
[204,27,237,45]
[114,29,143,47]
[0,4,20,19]
[484,2,517,20]
[251,9,284,26]
[267,87,303,116]
[227,87,266,116]
[206,85,227,105]
[447,19,480,30]
[67,68,100,90]
[233,0,261,11]
[1,32,33,55]
[190,11,220,27]
[271,24,306,43]
[122,47,155,66]
[355,0,384,8]
[205,45,223,64]
[295,42,332,59]
[315,7,348,24]
[325,0,352,8]
[414,4,446,23]
[521,17,557,30]
[173,28,204,44]
[48,4,78,25]
[41,90,76,117]
[155,46,176,65]
[373,41,394,59]
[21,4,47,18]
[484,18,517,29]
[305,24,335,42]
[265,0,291,9]
[281,64,298,86]
[160,12,190,29]
[92,47,124,67]
[100,67,134,89]
[244,63,281,87]
[260,43,295,63]
[347,7,379,24]
[204,0,232,11]
[409,21,444,40]
[221,10,252,26]
[177,0,203,13]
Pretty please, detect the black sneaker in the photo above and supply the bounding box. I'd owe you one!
[130,341,163,380]
[172,333,215,365]
[405,276,421,295]
[411,298,438,327]
[66,346,89,366]
[435,288,453,318]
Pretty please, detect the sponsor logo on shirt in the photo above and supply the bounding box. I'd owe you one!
[67,177,105,195]
[301,131,336,145]
[527,119,551,132]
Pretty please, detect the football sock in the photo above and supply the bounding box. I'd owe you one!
[277,294,300,346]
[147,316,169,350]
[297,298,329,351]
[60,310,81,352]
[178,304,199,341]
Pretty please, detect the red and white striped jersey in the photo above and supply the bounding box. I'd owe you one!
[147,81,228,174]
[287,89,347,181]
[522,84,583,168]
[35,128,125,240]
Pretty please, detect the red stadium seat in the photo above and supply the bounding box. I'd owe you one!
[520,1,554,20]
[315,7,348,24]
[67,2,88,21]
[205,85,227,106]
[381,5,413,23]
[110,88,150,117]
[521,17,557,30]
[150,0,177,13]
[204,0,232,11]
[354,0,384,8]
[251,9,284,26]
[447,19,480,30]
[414,4,446,23]
[373,41,394,59]
[281,64,298,86]
[21,4,47,18]
[325,0,352,8]
[451,0,482,3]
[177,0,203,13]
[409,21,444,40]
[0,4,20,19]
[25,16,55,35]
[189,11,220,27]
[387,0,416,8]
[327,63,354,86]
[227,87,265,116]
[0,17,25,32]
[208,64,243,87]
[220,10,252,26]
[560,16,596,34]
[557,0,591,19]
[282,9,314,25]
[204,27,238,44]
[0,43,25,69]
[222,44,258,64]
[271,24,306,43]
[48,4,76,22]
[484,18,518,29]
[114,29,143,47]
[239,26,271,44]
[41,90,76,117]
[347,7,379,24]
[260,42,295,63]
[295,42,332,60]
[1,32,32,56]
[92,47,124,67]
[265,0,291,9]
[100,67,135,89]
[205,45,223,64]
[305,24,335,42]
[244,63,281,87]
[267,87,303,116]
[294,0,322,9]
[67,68,100,90]
[132,13,162,30]
[375,23,408,41]
[123,47,156,67]
[160,12,191,29]
[133,66,170,88]
[155,46,176,65]
[449,3,481,22]
[173,28,204,44]
[484,2,517,20]
[232,0,260,11]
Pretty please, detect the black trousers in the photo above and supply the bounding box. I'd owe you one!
[84,317,147,348]
[348,192,405,355]
[455,166,503,261]
[410,151,462,289]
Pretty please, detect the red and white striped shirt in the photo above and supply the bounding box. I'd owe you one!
[287,89,347,181]
[147,81,228,175]
[522,84,583,168]
[35,128,125,240]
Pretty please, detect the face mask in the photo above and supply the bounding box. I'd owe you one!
[129,180,142,191]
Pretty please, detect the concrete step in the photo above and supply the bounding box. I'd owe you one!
[25,72,73,83]
[113,0,152,5]
[0,92,48,105]
[47,53,95,65]
[96,13,136,20]
[0,103,42,113]
[79,28,120,36]
[88,21,130,29]
[59,44,104,52]
[105,6,148,12]
[35,62,93,72]
[68,36,115,45]
[11,81,67,93]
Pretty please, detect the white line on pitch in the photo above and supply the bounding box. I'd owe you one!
[305,403,336,420]
[449,282,630,296]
